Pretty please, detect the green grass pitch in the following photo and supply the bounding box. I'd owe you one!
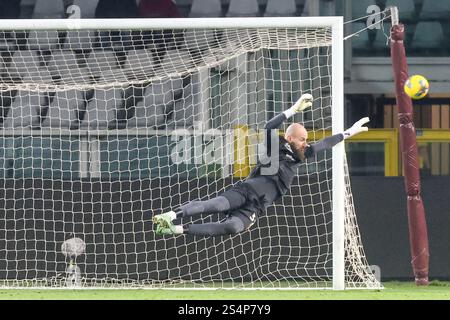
[0,281,449,300]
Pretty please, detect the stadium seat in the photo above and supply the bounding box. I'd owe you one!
[97,30,135,50]
[21,68,54,84]
[0,41,15,52]
[0,34,18,51]
[0,0,21,19]
[48,50,78,72]
[95,0,138,18]
[48,50,91,83]
[385,0,415,21]
[159,49,195,75]
[189,0,222,17]
[0,90,16,107]
[0,54,6,74]
[126,83,168,128]
[27,30,60,51]
[111,31,136,51]
[100,69,129,84]
[86,50,120,78]
[8,51,42,80]
[264,0,296,17]
[411,21,445,50]
[32,0,65,19]
[171,99,195,128]
[63,30,98,51]
[71,0,99,19]
[41,90,85,128]
[419,0,450,20]
[2,91,46,129]
[129,103,165,128]
[0,90,17,125]
[372,28,390,51]
[122,49,155,78]
[60,67,92,87]
[171,81,197,128]
[301,0,316,16]
[82,88,124,129]
[351,22,371,50]
[227,0,259,17]
[137,77,182,105]
[183,29,217,54]
[352,0,377,19]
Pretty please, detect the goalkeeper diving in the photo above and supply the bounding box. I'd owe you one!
[153,94,369,236]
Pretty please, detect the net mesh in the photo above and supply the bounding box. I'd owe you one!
[0,24,380,289]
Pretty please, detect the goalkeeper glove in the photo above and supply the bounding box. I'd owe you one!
[343,117,370,139]
[283,93,313,118]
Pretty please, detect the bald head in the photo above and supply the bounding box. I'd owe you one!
[285,123,308,160]
[285,123,307,141]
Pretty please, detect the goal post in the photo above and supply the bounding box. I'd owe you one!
[331,18,345,291]
[0,17,380,290]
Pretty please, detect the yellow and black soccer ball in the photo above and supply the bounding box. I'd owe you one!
[404,74,429,100]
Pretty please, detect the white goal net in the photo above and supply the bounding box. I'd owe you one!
[0,18,380,289]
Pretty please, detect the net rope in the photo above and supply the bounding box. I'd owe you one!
[0,24,380,289]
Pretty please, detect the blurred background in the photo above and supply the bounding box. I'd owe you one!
[0,0,448,283]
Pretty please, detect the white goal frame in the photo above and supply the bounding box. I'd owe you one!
[0,16,346,290]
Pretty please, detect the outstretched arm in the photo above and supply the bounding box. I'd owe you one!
[305,117,370,158]
[264,94,313,129]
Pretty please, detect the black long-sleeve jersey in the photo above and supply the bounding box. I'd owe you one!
[246,112,344,196]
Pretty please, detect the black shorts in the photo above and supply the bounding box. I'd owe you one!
[220,176,280,229]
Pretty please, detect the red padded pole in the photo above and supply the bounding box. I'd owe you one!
[390,24,429,285]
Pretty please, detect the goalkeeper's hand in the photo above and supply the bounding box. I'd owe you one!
[284,93,313,118]
[343,117,370,139]
[292,93,313,113]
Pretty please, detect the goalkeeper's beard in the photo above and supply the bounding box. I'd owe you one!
[291,143,306,162]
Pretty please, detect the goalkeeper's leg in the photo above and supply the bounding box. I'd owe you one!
[153,188,247,228]
[156,213,254,237]
[179,196,234,217]
[185,215,247,236]
[152,177,274,233]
